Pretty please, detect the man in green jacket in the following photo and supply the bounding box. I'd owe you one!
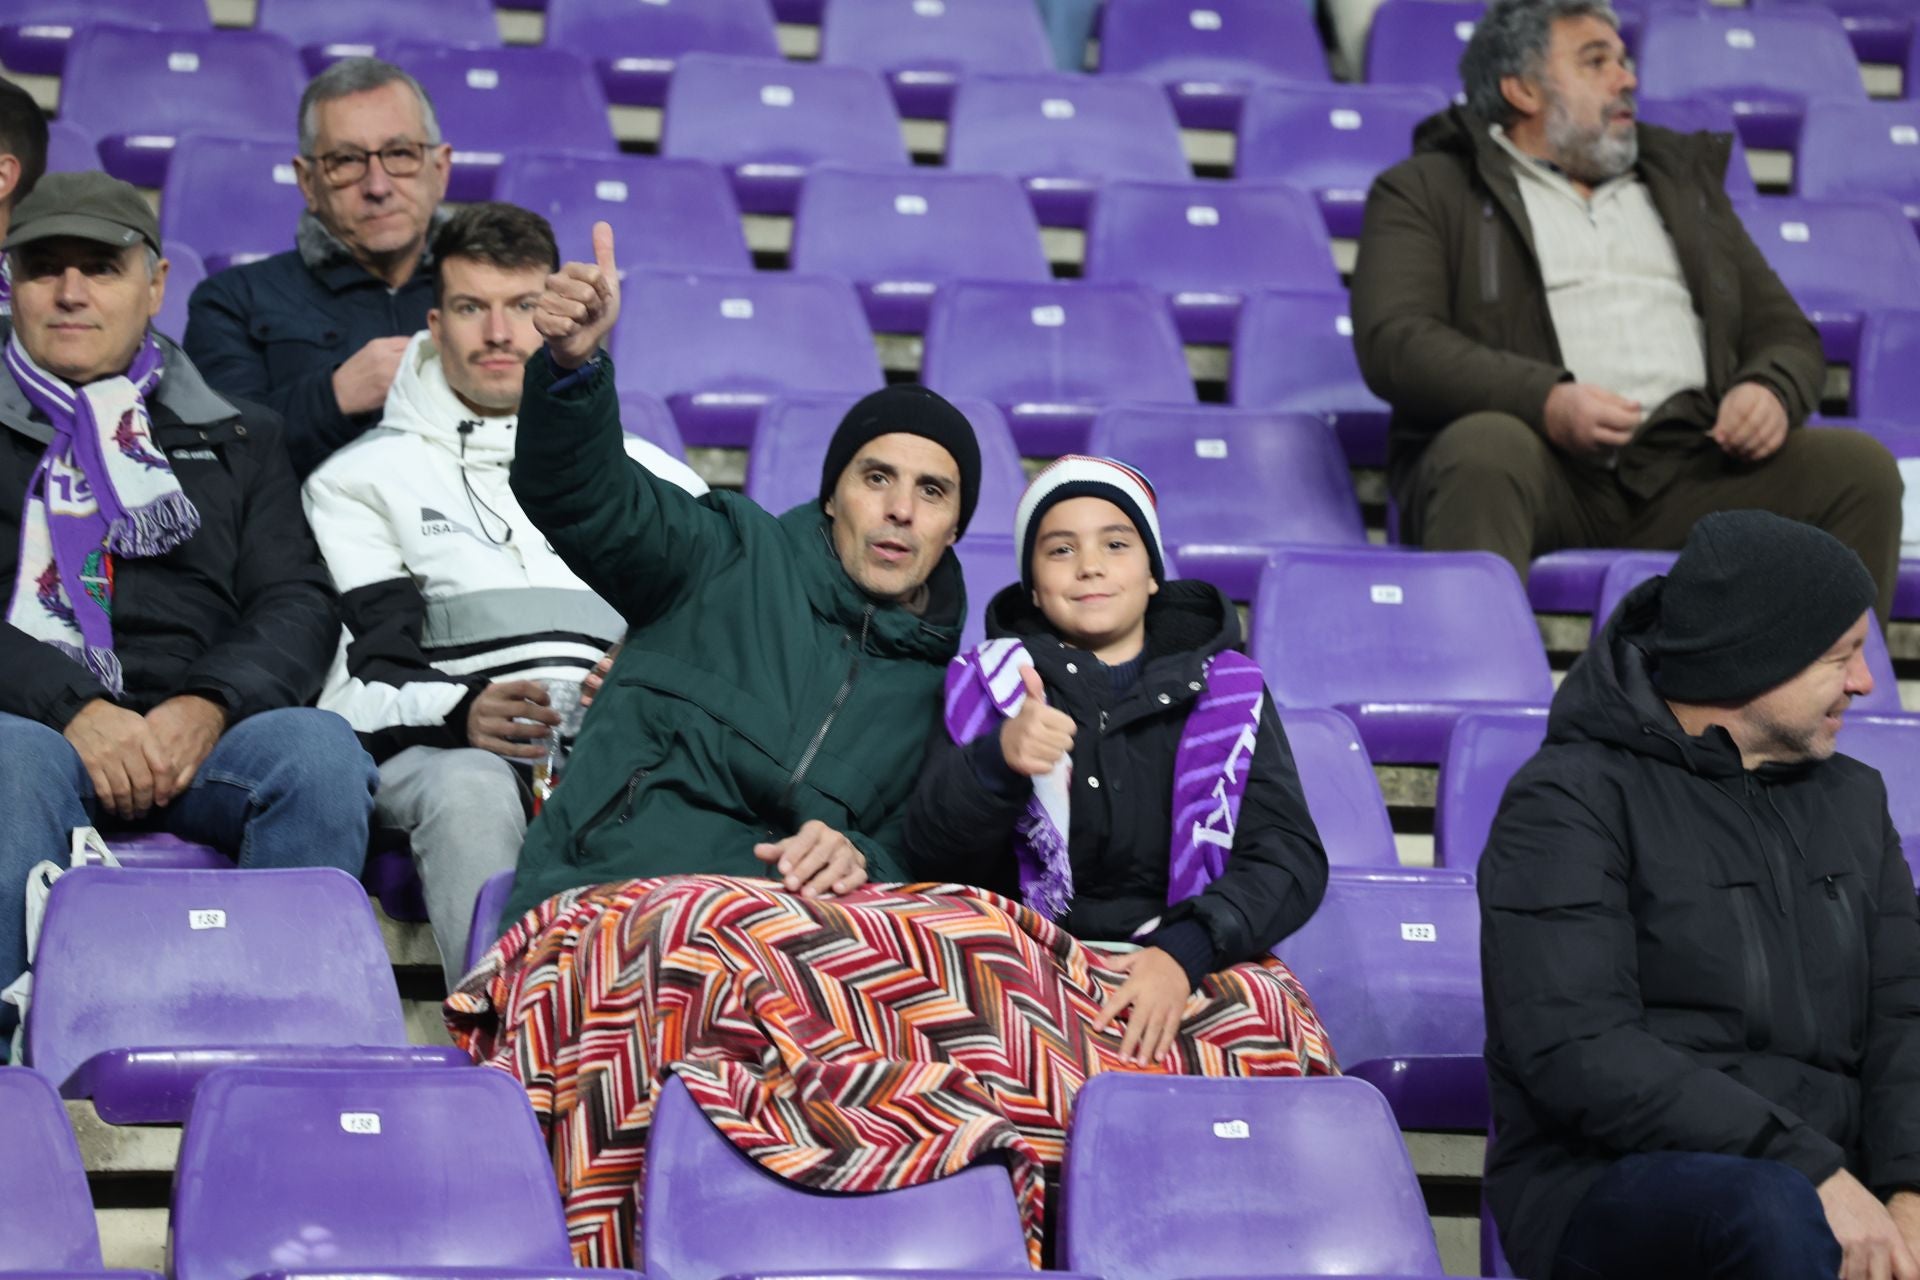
[1350,0,1904,621]
[497,223,980,925]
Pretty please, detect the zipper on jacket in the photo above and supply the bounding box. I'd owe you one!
[1770,791,1867,1050]
[780,605,872,810]
[571,767,649,861]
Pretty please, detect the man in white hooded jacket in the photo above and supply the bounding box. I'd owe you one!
[303,203,706,983]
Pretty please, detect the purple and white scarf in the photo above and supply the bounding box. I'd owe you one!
[944,637,1266,922]
[5,332,195,693]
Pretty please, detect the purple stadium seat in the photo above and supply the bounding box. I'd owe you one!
[1483,1193,1518,1277]
[1277,706,1402,868]
[1526,547,1643,615]
[745,393,1026,530]
[945,73,1191,228]
[58,26,302,188]
[391,43,616,202]
[496,152,751,274]
[1734,196,1920,363]
[91,830,228,869]
[361,839,429,923]
[1083,179,1342,345]
[611,269,883,448]
[1637,95,1760,198]
[954,535,1019,648]
[546,0,780,109]
[1231,289,1393,468]
[1758,0,1914,66]
[1060,1074,1447,1279]
[1237,80,1450,240]
[1275,867,1489,1131]
[1086,404,1366,599]
[45,120,98,175]
[1836,714,1920,879]
[0,0,208,76]
[1637,7,1866,151]
[1252,547,1554,764]
[1854,311,1920,418]
[642,1073,1032,1280]
[154,240,205,347]
[463,868,517,975]
[618,389,693,458]
[819,0,1053,120]
[256,0,501,74]
[1434,709,1548,873]
[0,1067,160,1276]
[25,868,465,1123]
[1096,0,1330,130]
[921,279,1197,457]
[158,135,305,274]
[1366,0,1484,96]
[1798,101,1920,229]
[170,1066,642,1280]
[790,166,1050,334]
[661,53,909,216]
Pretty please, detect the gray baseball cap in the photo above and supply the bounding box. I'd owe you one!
[1,170,162,255]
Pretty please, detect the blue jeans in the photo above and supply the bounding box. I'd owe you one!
[1553,1152,1841,1280]
[1036,0,1100,69]
[0,707,378,1036]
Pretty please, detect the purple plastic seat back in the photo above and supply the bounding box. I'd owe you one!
[463,869,518,975]
[820,0,1053,120]
[746,393,1026,530]
[1237,81,1450,240]
[0,0,208,75]
[96,829,230,869]
[496,152,751,274]
[922,279,1196,457]
[1231,289,1393,468]
[1525,546,1643,615]
[1366,0,1484,95]
[170,1066,576,1279]
[547,0,779,109]
[1857,310,1920,420]
[1836,714,1920,879]
[791,166,1050,334]
[1252,547,1555,764]
[618,390,693,459]
[1734,196,1920,364]
[946,73,1191,228]
[1435,709,1549,872]
[612,269,883,448]
[1098,0,1330,130]
[1759,0,1914,65]
[642,1074,1032,1280]
[45,119,99,175]
[1637,96,1760,198]
[1275,867,1489,1130]
[1060,1074,1446,1280]
[954,535,1019,649]
[59,26,302,188]
[255,0,500,73]
[1083,179,1341,344]
[158,135,305,273]
[0,1067,105,1269]
[1275,707,1401,867]
[392,43,615,202]
[1638,7,1865,150]
[1085,404,1366,599]
[1798,101,1920,226]
[154,241,206,347]
[661,53,909,216]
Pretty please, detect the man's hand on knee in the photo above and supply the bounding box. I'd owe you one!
[143,695,227,806]
[1543,382,1642,456]
[1710,381,1789,462]
[752,820,868,898]
[1820,1169,1920,1280]
[62,698,158,821]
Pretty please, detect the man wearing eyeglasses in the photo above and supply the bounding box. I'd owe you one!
[185,58,453,477]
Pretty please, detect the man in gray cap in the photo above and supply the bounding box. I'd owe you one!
[0,172,378,1056]
[1480,509,1920,1280]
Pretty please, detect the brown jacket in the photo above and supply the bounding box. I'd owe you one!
[1350,105,1824,501]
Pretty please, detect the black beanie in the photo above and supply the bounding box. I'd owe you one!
[1649,510,1877,703]
[817,385,982,537]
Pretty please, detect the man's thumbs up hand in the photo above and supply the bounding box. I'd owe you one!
[1000,665,1077,777]
[534,219,622,370]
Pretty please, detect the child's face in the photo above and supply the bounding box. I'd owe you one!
[1029,496,1158,653]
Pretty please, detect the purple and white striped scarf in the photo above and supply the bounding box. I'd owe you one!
[944,637,1266,921]
[5,332,195,693]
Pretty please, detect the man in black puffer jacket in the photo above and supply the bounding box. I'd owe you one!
[1482,510,1920,1280]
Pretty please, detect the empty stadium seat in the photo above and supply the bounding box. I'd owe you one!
[1231,289,1394,468]
[1252,547,1554,764]
[662,54,910,216]
[1083,179,1341,344]
[819,0,1053,120]
[619,389,693,458]
[59,26,303,188]
[0,0,208,76]
[1366,0,1483,96]
[45,119,98,175]
[642,1074,1032,1280]
[1798,100,1920,229]
[1060,1074,1447,1279]
[954,534,1020,648]
[154,240,205,348]
[1275,867,1489,1132]
[255,0,500,74]
[1525,547,1645,615]
[1637,7,1866,150]
[1853,309,1920,419]
[392,43,616,202]
[0,1067,159,1277]
[1096,0,1330,131]
[1086,404,1367,599]
[25,867,465,1123]
[464,868,516,974]
[90,830,227,868]
[1757,0,1914,65]
[745,393,1027,530]
[1637,95,1760,198]
[158,135,305,274]
[945,73,1191,229]
[546,0,781,109]
[1276,706,1402,868]
[921,279,1196,457]
[496,152,752,274]
[1434,709,1549,872]
[1835,714,1920,877]
[611,269,884,448]
[1734,196,1920,363]
[790,166,1051,334]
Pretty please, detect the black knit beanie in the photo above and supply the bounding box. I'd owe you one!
[1649,510,1877,703]
[817,385,982,537]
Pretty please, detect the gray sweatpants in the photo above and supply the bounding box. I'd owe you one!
[377,746,526,988]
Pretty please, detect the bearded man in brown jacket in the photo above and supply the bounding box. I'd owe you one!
[1350,0,1903,621]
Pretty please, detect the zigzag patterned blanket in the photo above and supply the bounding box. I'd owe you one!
[446,876,1338,1268]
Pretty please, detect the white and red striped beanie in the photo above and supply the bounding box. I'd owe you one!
[1014,454,1165,593]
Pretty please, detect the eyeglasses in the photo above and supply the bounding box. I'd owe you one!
[308,142,430,188]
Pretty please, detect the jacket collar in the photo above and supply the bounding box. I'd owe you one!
[0,319,237,445]
[376,329,518,465]
[777,502,964,664]
[298,208,447,293]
